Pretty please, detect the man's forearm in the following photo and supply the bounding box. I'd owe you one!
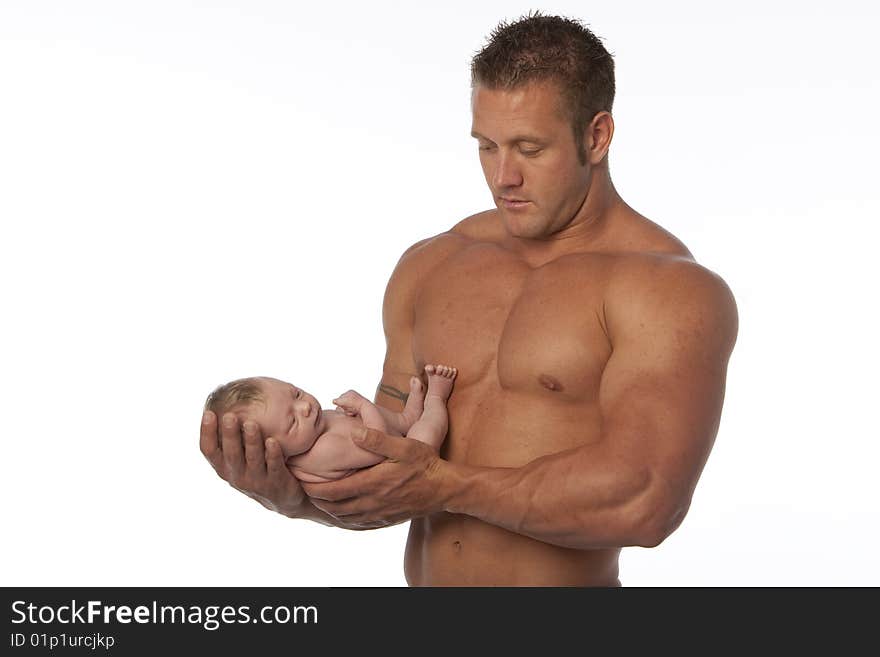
[439,442,680,550]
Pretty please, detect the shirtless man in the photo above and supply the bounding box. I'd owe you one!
[200,13,738,586]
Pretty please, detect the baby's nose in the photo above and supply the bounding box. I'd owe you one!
[295,400,312,416]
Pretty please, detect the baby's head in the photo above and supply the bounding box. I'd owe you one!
[204,376,325,458]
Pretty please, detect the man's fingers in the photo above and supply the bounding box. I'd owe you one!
[199,411,223,470]
[301,475,363,502]
[265,438,287,476]
[242,420,266,471]
[220,413,245,475]
[310,498,360,518]
[352,427,415,461]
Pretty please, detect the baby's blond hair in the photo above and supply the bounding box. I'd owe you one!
[204,377,266,418]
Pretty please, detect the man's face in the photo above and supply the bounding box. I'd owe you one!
[471,80,592,240]
[247,377,324,458]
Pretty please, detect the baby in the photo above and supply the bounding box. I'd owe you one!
[204,364,457,482]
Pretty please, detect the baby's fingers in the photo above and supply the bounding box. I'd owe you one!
[332,399,359,416]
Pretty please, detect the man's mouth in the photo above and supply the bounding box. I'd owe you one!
[500,197,530,209]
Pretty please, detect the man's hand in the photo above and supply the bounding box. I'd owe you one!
[200,411,307,518]
[301,426,451,529]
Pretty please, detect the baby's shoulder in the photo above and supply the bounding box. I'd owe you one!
[319,409,360,437]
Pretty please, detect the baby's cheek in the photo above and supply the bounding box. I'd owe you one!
[271,434,296,458]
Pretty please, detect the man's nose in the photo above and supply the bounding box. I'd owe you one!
[493,151,523,189]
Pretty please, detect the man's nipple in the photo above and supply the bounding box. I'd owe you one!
[538,374,564,392]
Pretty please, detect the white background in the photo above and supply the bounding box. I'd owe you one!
[1,0,877,586]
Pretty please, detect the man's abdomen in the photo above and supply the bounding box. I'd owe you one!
[405,513,621,586]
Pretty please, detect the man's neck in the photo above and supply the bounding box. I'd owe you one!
[502,170,627,265]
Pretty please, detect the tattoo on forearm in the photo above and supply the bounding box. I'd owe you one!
[377,383,409,402]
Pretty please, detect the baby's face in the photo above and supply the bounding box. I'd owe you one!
[247,377,325,457]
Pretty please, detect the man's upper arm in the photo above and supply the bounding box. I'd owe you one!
[376,232,463,411]
[599,258,739,541]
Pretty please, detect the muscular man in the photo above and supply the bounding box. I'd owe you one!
[200,13,738,586]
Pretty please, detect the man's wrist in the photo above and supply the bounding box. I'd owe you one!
[437,458,522,521]
[435,459,488,516]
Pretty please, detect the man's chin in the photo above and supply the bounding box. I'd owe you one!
[502,214,548,240]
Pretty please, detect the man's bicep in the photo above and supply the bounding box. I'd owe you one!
[373,231,465,411]
[377,272,419,411]
[373,239,429,411]
[599,264,738,504]
[374,372,415,411]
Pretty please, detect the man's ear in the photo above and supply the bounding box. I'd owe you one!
[585,111,614,165]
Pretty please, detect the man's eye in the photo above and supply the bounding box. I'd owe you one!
[520,148,541,156]
[478,144,495,151]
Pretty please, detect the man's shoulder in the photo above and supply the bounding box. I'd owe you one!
[610,251,732,300]
[605,252,738,351]
[394,210,498,270]
[595,210,717,291]
[382,211,493,304]
[450,209,504,241]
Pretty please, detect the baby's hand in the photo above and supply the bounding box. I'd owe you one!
[332,390,369,417]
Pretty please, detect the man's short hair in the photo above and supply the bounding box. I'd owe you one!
[470,11,615,164]
[204,377,265,417]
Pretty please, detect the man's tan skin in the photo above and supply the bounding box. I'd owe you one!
[200,78,738,586]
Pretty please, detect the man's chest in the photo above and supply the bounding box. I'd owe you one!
[411,243,614,399]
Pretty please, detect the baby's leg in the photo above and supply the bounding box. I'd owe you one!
[396,376,426,432]
[406,364,457,450]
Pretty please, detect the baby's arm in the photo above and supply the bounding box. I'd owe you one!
[332,376,425,436]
